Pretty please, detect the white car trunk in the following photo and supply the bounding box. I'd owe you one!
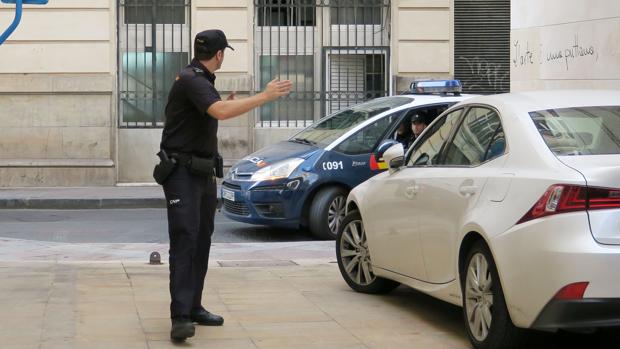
[560,155,620,245]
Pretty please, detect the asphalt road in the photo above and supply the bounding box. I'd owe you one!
[0,209,315,243]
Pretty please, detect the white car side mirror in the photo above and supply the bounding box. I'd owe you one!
[383,143,404,174]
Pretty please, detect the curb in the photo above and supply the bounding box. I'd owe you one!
[0,198,167,210]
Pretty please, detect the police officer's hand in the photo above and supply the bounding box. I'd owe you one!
[264,78,293,101]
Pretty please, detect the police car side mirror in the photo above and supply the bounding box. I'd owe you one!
[376,139,400,159]
[383,143,404,174]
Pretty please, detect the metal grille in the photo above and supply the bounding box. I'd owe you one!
[222,181,242,190]
[223,199,250,216]
[255,0,391,127]
[454,0,510,94]
[118,0,192,128]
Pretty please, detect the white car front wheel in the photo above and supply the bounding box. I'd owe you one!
[336,211,399,294]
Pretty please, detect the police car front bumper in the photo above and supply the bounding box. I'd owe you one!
[220,178,305,228]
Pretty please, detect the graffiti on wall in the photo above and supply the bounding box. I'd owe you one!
[459,56,510,92]
[513,34,599,71]
[511,18,620,81]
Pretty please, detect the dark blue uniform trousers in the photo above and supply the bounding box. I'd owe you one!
[163,166,217,319]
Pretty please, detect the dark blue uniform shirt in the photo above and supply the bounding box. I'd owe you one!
[161,58,221,158]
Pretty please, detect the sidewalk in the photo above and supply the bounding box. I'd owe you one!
[1,243,615,348]
[0,186,223,209]
[0,262,470,349]
[0,239,470,349]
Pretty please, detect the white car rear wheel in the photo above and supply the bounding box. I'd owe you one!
[462,241,524,349]
[465,252,494,342]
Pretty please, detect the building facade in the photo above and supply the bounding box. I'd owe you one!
[511,0,620,91]
[0,0,512,186]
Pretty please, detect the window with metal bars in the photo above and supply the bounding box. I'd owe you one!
[118,0,191,128]
[257,0,316,26]
[254,0,391,127]
[124,0,186,24]
[330,0,383,25]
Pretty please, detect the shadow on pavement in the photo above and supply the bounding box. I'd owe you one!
[380,286,620,348]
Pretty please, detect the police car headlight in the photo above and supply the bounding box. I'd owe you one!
[251,158,304,181]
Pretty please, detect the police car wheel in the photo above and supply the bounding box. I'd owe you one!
[309,187,347,240]
[336,211,399,294]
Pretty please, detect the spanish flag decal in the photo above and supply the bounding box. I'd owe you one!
[370,154,388,170]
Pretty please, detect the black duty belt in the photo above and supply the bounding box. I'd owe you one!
[168,152,193,167]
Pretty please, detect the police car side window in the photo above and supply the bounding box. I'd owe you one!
[407,109,464,167]
[443,107,505,166]
[334,112,399,155]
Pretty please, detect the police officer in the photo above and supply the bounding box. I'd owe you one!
[411,111,430,139]
[159,29,292,342]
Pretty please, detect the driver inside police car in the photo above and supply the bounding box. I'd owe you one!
[411,111,430,139]
[156,29,292,342]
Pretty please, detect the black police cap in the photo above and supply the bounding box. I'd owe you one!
[194,29,234,59]
[411,112,428,125]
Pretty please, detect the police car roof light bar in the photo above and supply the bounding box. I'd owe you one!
[409,80,462,96]
[0,0,48,46]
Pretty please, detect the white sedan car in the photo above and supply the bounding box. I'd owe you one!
[336,90,620,349]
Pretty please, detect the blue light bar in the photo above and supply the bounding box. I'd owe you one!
[409,80,462,94]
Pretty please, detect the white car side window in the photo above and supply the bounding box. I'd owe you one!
[443,107,505,166]
[407,109,464,167]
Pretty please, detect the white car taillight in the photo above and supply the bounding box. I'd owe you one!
[518,184,620,224]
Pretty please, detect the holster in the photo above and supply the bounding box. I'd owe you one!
[215,154,224,178]
[153,150,177,185]
[188,155,215,178]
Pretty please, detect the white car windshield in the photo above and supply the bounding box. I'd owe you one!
[530,106,620,156]
[290,97,411,148]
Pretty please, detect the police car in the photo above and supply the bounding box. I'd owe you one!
[222,80,477,239]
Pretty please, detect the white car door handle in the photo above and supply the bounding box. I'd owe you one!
[459,185,478,196]
[405,185,419,198]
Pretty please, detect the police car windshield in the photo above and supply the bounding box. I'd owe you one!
[291,97,411,148]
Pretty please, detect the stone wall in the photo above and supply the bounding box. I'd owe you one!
[511,0,620,91]
[392,0,454,92]
[0,1,116,186]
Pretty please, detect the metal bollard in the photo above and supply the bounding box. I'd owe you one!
[149,251,162,265]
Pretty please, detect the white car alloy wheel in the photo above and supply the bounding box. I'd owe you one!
[462,242,522,349]
[328,196,346,236]
[340,218,375,286]
[465,252,494,342]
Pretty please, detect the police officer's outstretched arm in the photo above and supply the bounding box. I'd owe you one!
[207,78,292,120]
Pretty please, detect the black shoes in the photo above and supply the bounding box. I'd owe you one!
[170,317,195,342]
[170,308,223,342]
[190,307,224,326]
